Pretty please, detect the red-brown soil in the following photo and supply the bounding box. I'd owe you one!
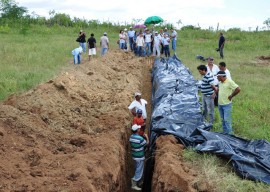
[0,50,211,192]
[152,135,212,192]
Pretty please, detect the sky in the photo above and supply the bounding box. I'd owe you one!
[17,0,270,31]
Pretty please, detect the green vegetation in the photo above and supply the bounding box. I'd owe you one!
[183,149,270,192]
[1,0,270,190]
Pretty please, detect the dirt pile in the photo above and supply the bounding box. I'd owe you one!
[152,135,212,192]
[0,50,146,191]
[0,49,211,192]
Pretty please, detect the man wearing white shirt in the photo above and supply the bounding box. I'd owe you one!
[206,57,220,106]
[128,92,148,120]
[219,62,231,80]
[153,31,161,57]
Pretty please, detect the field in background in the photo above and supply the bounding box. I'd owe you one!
[0,25,270,191]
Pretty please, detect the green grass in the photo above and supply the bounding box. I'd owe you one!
[178,29,270,191]
[0,25,120,100]
[183,149,270,192]
[0,25,270,190]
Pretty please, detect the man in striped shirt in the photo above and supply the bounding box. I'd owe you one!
[129,124,149,190]
[197,65,218,124]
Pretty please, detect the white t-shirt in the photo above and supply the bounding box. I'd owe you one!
[207,64,219,85]
[128,99,148,119]
[136,36,145,47]
[153,35,161,46]
[225,69,231,80]
[144,34,152,43]
[162,37,170,46]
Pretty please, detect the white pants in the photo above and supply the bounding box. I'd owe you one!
[153,44,160,57]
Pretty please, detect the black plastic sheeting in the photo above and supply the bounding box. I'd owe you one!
[143,55,270,191]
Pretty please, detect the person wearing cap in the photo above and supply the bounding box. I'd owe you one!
[78,30,86,53]
[133,109,146,136]
[206,57,220,106]
[129,124,149,190]
[128,27,135,51]
[161,34,171,58]
[217,71,240,134]
[100,32,109,56]
[197,65,218,124]
[71,46,83,64]
[218,33,225,59]
[170,28,178,53]
[219,62,231,80]
[87,33,96,61]
[135,33,145,57]
[152,31,161,57]
[128,92,148,120]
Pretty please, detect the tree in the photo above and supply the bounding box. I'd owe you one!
[263,18,270,30]
[0,0,27,19]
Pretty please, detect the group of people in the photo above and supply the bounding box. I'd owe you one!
[128,92,149,191]
[119,27,178,58]
[72,30,109,64]
[197,57,240,134]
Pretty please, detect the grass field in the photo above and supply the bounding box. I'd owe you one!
[0,25,270,191]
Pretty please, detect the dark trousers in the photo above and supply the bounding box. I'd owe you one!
[164,45,170,57]
[160,44,164,54]
[214,85,219,106]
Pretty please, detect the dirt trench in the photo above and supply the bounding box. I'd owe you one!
[0,50,211,192]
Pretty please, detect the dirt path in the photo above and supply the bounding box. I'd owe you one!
[0,50,211,192]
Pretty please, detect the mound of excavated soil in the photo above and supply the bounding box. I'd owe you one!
[0,50,148,191]
[0,50,210,192]
[152,135,212,192]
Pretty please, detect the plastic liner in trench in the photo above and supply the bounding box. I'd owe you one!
[143,55,270,191]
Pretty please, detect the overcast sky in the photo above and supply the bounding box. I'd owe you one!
[17,0,270,30]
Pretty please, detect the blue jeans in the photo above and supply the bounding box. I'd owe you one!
[79,42,86,53]
[218,103,232,134]
[172,39,176,52]
[73,54,81,64]
[129,37,134,51]
[120,43,125,49]
[132,159,144,182]
[202,95,215,124]
[101,48,108,56]
[164,45,170,57]
[137,46,143,56]
[144,42,151,56]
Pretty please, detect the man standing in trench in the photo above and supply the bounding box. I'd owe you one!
[129,124,149,191]
[217,71,241,134]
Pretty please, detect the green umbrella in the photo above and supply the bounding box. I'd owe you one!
[144,16,164,25]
